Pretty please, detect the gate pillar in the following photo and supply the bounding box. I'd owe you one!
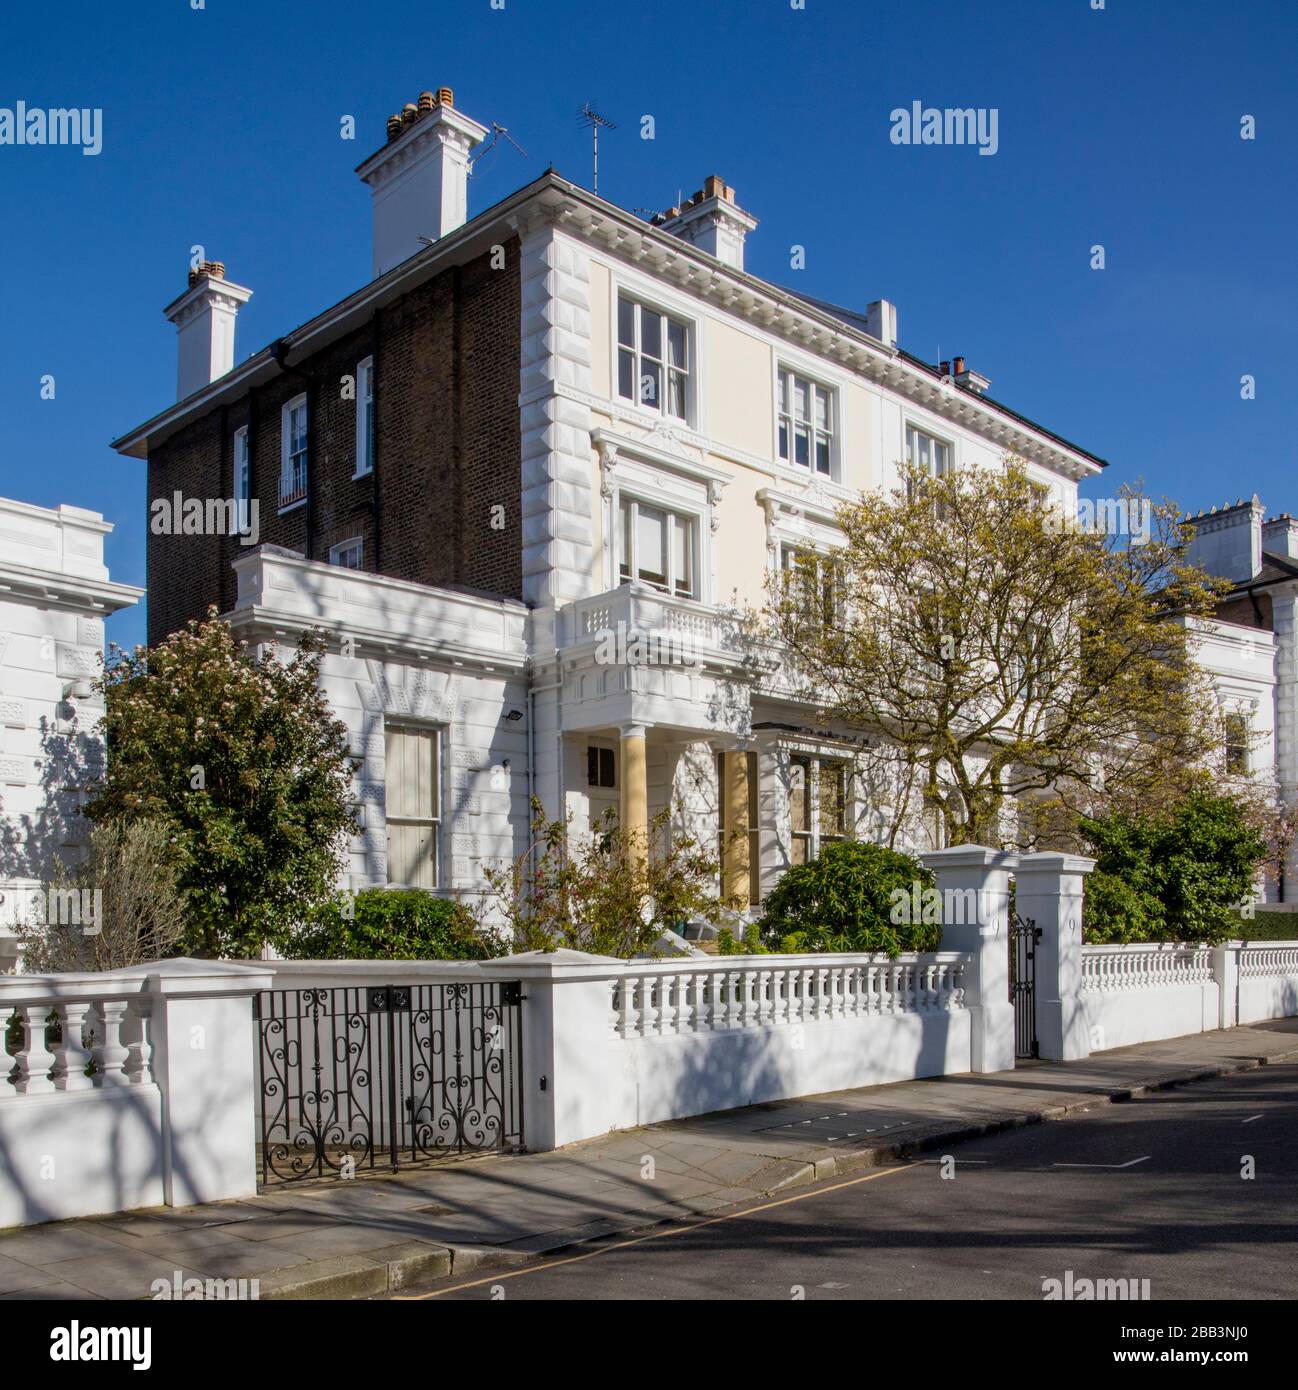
[483,949,623,1151]
[920,845,1018,1074]
[1014,852,1096,1062]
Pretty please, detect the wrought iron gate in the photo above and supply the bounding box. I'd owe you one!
[1009,912,1040,1059]
[254,980,524,1185]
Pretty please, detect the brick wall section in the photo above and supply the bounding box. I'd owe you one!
[1217,592,1273,631]
[145,239,522,647]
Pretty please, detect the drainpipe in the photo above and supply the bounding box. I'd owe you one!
[370,308,382,571]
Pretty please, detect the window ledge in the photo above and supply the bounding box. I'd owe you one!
[351,467,373,482]
[277,497,307,515]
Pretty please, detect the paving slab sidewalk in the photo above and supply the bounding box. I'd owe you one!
[3,1017,1296,1301]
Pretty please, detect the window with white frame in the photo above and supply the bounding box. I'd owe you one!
[280,394,308,508]
[329,537,364,570]
[777,368,834,475]
[384,724,441,889]
[618,495,697,598]
[231,425,250,535]
[905,423,950,480]
[789,754,849,865]
[1223,710,1250,775]
[617,294,690,420]
[779,544,838,625]
[355,357,374,477]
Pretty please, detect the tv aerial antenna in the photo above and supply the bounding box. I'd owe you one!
[578,103,617,193]
[470,120,529,175]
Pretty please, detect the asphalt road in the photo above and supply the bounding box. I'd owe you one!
[401,1063,1298,1301]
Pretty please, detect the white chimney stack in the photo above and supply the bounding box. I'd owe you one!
[163,261,253,402]
[865,299,898,350]
[657,176,758,272]
[1185,496,1264,585]
[356,87,488,279]
[1262,514,1298,560]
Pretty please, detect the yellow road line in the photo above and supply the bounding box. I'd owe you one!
[397,1161,917,1299]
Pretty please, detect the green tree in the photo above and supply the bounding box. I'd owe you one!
[765,461,1227,848]
[1080,786,1267,944]
[85,610,356,958]
[757,840,938,955]
[483,801,723,958]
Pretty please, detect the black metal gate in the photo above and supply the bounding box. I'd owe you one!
[1009,912,1040,1059]
[254,980,524,1185]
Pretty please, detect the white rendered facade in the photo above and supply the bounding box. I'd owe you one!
[1184,498,1298,902]
[113,98,1109,925]
[0,498,142,968]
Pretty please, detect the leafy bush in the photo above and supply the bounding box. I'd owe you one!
[484,802,722,958]
[16,818,186,972]
[1080,789,1266,945]
[758,840,939,955]
[283,888,505,960]
[716,923,768,955]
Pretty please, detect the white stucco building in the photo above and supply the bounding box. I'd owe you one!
[1184,496,1298,901]
[111,87,1108,928]
[0,497,142,968]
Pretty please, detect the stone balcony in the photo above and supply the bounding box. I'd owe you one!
[552,582,765,736]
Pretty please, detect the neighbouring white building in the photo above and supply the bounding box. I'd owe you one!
[110,86,1110,929]
[1184,496,1298,901]
[0,497,143,969]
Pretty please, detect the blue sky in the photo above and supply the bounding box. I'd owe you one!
[1,0,1294,653]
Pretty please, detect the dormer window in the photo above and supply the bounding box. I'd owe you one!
[777,368,834,476]
[617,295,690,421]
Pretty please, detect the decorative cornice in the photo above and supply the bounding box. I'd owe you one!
[0,562,142,617]
[117,171,1106,482]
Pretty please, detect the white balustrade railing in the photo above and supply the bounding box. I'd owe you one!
[561,582,732,654]
[1081,943,1215,992]
[609,952,966,1040]
[1238,944,1298,978]
[0,975,155,1100]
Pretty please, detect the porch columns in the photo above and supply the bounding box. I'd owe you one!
[721,749,751,906]
[619,723,649,849]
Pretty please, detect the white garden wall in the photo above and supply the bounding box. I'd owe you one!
[1079,941,1298,1052]
[1235,944,1298,1025]
[1079,945,1221,1052]
[0,960,270,1228]
[601,955,970,1130]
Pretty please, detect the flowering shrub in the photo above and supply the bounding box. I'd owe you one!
[85,610,357,958]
